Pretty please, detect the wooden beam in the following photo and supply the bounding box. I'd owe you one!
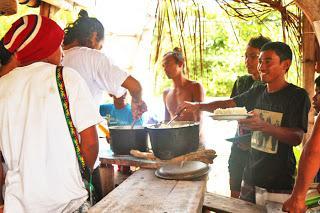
[302,15,316,141]
[294,0,320,23]
[39,1,51,17]
[39,1,58,18]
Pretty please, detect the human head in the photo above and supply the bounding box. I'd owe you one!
[2,15,64,65]
[110,91,127,109]
[260,42,292,63]
[162,47,184,79]
[258,42,292,83]
[313,76,320,114]
[245,35,271,80]
[64,10,104,50]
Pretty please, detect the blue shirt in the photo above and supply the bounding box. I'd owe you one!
[99,104,143,126]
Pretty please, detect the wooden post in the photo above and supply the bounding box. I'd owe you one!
[99,163,114,197]
[39,1,58,18]
[302,14,316,142]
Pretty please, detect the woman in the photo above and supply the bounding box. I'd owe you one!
[62,10,147,119]
[0,14,101,212]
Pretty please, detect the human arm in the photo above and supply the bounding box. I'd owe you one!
[163,89,170,121]
[121,75,142,103]
[176,99,236,115]
[282,117,320,212]
[63,67,103,170]
[239,112,304,146]
[191,83,205,121]
[121,76,147,119]
[79,125,99,171]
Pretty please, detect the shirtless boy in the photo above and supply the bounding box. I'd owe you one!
[162,47,204,121]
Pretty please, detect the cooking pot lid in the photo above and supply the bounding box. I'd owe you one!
[155,161,209,180]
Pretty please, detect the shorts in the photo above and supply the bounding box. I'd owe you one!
[228,143,249,191]
[239,181,255,203]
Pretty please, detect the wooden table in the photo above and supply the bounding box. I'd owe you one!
[203,192,266,213]
[90,169,207,213]
[98,150,164,196]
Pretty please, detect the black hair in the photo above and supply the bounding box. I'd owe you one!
[260,41,292,62]
[64,10,104,47]
[248,35,271,50]
[315,76,320,88]
[163,47,184,64]
[0,39,13,66]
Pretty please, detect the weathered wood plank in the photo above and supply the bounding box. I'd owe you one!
[89,169,206,213]
[100,155,159,169]
[302,15,316,142]
[294,0,320,22]
[203,192,266,213]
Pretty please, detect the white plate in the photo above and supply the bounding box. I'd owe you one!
[209,114,253,120]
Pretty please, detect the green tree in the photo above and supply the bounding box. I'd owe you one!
[151,4,289,97]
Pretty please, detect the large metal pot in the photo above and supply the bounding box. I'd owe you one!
[146,121,199,160]
[109,126,148,155]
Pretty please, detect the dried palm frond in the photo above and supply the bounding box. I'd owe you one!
[215,0,303,84]
[152,0,205,79]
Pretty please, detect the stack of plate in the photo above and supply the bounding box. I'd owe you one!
[155,161,209,180]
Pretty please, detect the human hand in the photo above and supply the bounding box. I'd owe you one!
[238,111,269,131]
[282,195,307,213]
[176,101,200,115]
[131,99,147,120]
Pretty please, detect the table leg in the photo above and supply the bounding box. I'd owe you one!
[99,163,114,197]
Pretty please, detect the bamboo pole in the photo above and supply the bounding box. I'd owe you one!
[39,1,58,18]
[302,15,316,142]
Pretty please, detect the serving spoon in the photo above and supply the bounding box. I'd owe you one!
[130,118,138,129]
[167,108,186,126]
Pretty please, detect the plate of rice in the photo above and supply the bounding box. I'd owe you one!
[210,107,253,120]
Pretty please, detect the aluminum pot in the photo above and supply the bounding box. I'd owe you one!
[109,126,148,155]
[146,121,199,160]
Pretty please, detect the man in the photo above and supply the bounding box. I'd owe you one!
[0,15,102,212]
[162,47,204,122]
[229,36,270,198]
[62,10,147,120]
[99,91,143,126]
[282,76,320,212]
[178,42,310,203]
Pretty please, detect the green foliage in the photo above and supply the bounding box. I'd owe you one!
[0,5,76,39]
[0,6,39,38]
[151,3,301,97]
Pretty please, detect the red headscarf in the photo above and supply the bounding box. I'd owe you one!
[3,15,64,65]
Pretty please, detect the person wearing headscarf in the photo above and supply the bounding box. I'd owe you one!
[0,14,102,212]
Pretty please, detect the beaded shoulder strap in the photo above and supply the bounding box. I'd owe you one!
[55,66,89,176]
[56,66,94,204]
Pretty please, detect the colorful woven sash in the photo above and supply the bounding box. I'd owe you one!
[55,66,94,204]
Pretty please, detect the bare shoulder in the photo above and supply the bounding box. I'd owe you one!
[163,88,171,98]
[188,80,204,91]
[187,80,204,101]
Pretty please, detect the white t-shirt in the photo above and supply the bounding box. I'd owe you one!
[0,62,102,213]
[62,47,129,103]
